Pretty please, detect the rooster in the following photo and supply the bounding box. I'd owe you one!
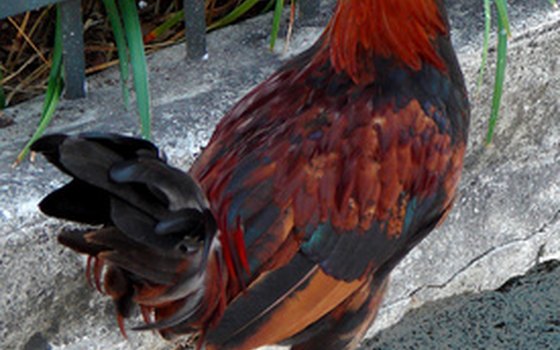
[33,0,469,349]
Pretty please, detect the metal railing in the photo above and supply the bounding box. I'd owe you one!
[0,0,320,100]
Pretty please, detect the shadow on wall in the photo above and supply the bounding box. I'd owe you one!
[363,260,560,350]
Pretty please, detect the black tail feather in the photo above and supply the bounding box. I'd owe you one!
[33,133,215,252]
[39,180,111,225]
[34,133,221,334]
[31,134,70,174]
[57,228,109,255]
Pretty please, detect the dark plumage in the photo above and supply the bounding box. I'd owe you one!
[34,1,469,349]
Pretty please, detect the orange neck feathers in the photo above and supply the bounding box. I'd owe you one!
[326,0,448,84]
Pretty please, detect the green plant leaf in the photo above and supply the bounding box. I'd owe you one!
[494,0,511,36]
[119,0,151,140]
[15,5,64,165]
[486,0,510,145]
[144,10,185,43]
[208,0,262,31]
[263,0,276,13]
[102,0,130,109]
[270,0,285,49]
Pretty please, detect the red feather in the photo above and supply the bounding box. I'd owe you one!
[328,0,448,84]
[34,1,469,349]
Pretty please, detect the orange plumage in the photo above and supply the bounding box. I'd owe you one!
[33,1,469,349]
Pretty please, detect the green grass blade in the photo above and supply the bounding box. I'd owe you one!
[102,0,130,109]
[262,0,276,13]
[144,10,185,42]
[494,0,511,37]
[486,0,509,145]
[0,68,5,109]
[16,77,63,164]
[15,6,64,164]
[207,0,261,31]
[270,0,285,49]
[477,0,492,89]
[144,0,284,39]
[548,0,558,8]
[119,0,151,140]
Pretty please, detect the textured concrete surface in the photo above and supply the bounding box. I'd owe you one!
[1,1,559,349]
[363,260,560,349]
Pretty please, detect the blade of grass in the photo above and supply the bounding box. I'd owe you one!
[207,0,261,31]
[477,0,491,89]
[494,0,511,37]
[140,0,290,47]
[486,0,509,145]
[119,0,151,140]
[548,0,558,8]
[283,0,296,52]
[15,6,64,165]
[270,0,285,49]
[102,0,130,110]
[144,10,185,43]
[262,0,276,13]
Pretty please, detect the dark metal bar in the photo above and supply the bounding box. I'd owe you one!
[60,0,86,99]
[299,0,320,22]
[0,0,61,19]
[183,0,207,60]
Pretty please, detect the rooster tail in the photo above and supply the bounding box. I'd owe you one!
[32,133,225,338]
